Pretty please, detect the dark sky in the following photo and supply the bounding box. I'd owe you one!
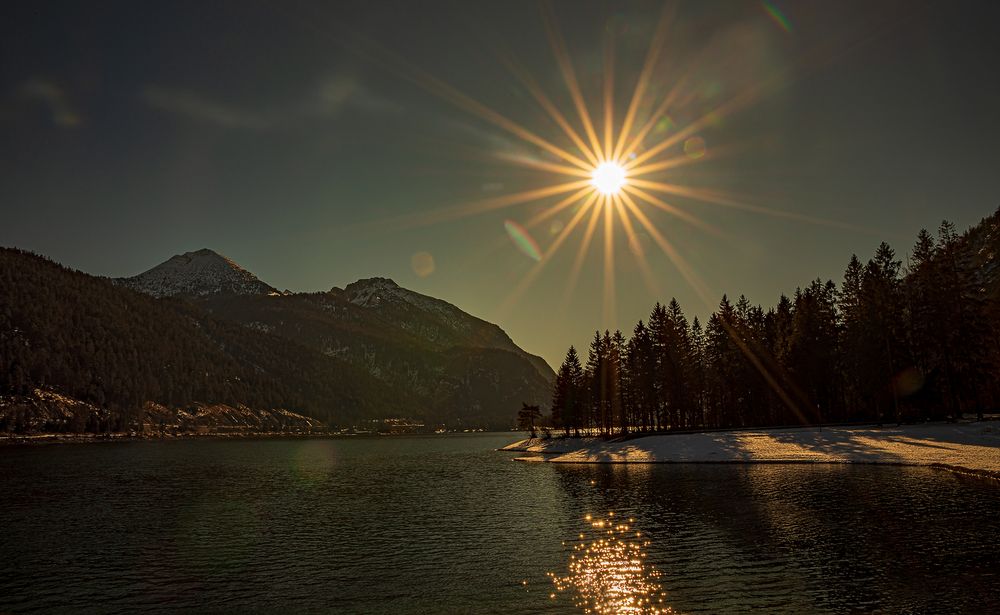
[3,0,1000,368]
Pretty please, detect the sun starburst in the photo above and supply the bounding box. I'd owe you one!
[325,2,857,326]
[591,162,627,196]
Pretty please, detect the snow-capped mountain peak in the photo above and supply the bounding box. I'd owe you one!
[117,248,275,298]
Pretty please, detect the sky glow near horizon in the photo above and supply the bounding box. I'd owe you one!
[2,0,1000,368]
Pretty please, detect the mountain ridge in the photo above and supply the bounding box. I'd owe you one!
[335,276,553,378]
[120,249,553,380]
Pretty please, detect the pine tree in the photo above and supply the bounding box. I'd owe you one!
[840,255,868,420]
[551,349,573,436]
[611,330,628,435]
[857,242,906,424]
[552,345,587,436]
[905,229,937,419]
[584,331,604,433]
[647,303,668,430]
[705,297,738,427]
[566,346,585,436]
[689,317,707,428]
[625,320,654,431]
[666,298,693,429]
[930,220,993,419]
[788,280,841,423]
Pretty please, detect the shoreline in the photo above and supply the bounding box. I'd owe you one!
[0,431,347,447]
[502,422,1000,480]
[0,430,509,447]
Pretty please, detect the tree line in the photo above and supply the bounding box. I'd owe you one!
[548,216,1000,436]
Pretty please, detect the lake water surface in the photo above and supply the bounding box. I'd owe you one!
[1,433,999,613]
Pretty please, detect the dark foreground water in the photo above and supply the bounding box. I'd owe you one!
[1,434,999,614]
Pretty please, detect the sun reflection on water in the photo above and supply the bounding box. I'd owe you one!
[549,513,673,614]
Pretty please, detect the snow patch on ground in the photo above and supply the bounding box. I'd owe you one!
[504,423,1000,476]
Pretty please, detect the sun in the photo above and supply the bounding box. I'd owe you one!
[365,4,812,324]
[591,162,627,196]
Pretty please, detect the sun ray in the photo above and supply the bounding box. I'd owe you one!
[502,59,600,167]
[625,74,781,171]
[494,151,593,179]
[497,191,601,315]
[419,76,594,172]
[619,190,715,308]
[627,178,867,231]
[384,179,592,229]
[617,76,689,161]
[626,139,759,177]
[717,317,810,424]
[627,148,719,177]
[541,3,603,162]
[523,186,595,229]
[602,28,615,162]
[562,195,605,309]
[602,194,617,327]
[544,191,602,260]
[612,3,675,161]
[621,184,721,236]
[390,134,597,183]
[322,25,595,172]
[450,187,594,280]
[612,195,663,299]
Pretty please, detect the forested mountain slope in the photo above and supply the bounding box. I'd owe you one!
[195,281,554,427]
[0,248,409,429]
[1,247,553,432]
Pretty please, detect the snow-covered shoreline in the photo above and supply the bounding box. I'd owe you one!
[503,422,1000,478]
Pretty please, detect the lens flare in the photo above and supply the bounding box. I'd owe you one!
[592,162,627,196]
[683,136,707,159]
[410,251,435,277]
[762,1,793,33]
[504,219,543,262]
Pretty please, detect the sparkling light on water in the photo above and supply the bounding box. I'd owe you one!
[549,514,673,614]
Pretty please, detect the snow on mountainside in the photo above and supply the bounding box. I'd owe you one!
[117,248,275,298]
[342,277,494,338]
[117,248,553,384]
[336,277,554,380]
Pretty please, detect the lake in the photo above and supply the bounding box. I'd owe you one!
[1,433,999,613]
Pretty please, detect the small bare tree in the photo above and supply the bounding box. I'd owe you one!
[516,403,542,438]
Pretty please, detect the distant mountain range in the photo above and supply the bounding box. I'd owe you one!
[115,249,552,384]
[0,247,554,432]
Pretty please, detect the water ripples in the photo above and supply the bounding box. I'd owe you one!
[1,436,999,613]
